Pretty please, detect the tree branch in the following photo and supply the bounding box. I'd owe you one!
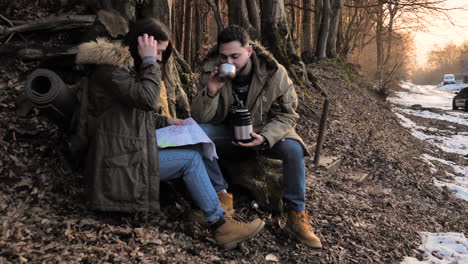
[0,15,96,36]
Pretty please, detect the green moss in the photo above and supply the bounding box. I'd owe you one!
[270,25,304,87]
[318,58,357,85]
[174,60,196,100]
[299,85,315,103]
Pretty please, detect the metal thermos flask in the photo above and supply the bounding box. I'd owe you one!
[233,108,253,143]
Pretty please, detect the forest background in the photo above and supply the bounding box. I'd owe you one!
[2,0,467,91]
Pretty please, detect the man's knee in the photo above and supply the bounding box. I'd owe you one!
[276,139,304,160]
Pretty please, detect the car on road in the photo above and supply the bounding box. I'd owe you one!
[452,87,468,111]
[443,74,456,85]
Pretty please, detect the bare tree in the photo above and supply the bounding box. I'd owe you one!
[326,0,343,58]
[183,0,193,64]
[315,0,331,59]
[339,0,375,59]
[246,0,261,39]
[261,0,305,84]
[227,0,260,39]
[302,0,314,53]
[204,0,224,32]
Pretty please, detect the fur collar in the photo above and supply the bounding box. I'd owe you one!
[75,38,134,71]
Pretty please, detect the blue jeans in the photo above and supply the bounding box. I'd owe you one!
[200,123,306,211]
[158,146,224,222]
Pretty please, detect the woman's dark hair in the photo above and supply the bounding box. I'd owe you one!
[124,18,173,68]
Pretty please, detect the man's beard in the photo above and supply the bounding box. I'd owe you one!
[236,59,250,75]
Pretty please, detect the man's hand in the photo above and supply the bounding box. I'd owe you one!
[136,0,145,4]
[167,117,185,126]
[138,34,158,59]
[233,132,265,148]
[207,67,225,97]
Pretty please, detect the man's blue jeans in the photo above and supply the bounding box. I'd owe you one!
[200,123,306,212]
[158,146,224,222]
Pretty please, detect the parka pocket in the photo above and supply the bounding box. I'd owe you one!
[103,150,144,202]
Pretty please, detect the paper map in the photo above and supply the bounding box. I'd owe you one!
[156,118,218,161]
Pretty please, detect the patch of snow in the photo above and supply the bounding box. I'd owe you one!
[401,109,468,126]
[401,233,468,264]
[422,154,468,201]
[389,91,453,110]
[391,83,460,110]
[434,177,468,201]
[393,111,468,156]
[439,83,468,91]
[423,154,468,176]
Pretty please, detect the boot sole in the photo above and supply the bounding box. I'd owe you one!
[221,221,265,250]
[284,225,323,249]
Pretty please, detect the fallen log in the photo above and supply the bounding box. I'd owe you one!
[0,15,96,36]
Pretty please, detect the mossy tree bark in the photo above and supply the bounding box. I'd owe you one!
[260,0,307,86]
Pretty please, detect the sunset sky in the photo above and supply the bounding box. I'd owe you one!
[412,0,468,66]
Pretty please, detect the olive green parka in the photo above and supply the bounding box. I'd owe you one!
[76,38,167,213]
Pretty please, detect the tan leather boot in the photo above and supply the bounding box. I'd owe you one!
[217,191,234,213]
[213,214,265,250]
[285,210,322,248]
[190,191,234,224]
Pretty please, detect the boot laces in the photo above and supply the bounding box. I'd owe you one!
[225,213,248,225]
[295,212,313,232]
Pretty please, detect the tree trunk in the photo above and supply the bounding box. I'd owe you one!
[326,0,342,58]
[302,0,313,60]
[86,0,135,21]
[384,3,397,66]
[315,0,331,59]
[194,4,202,65]
[261,0,306,85]
[183,0,192,65]
[246,0,261,39]
[138,0,172,27]
[205,0,224,32]
[0,15,95,36]
[314,0,323,53]
[227,0,257,38]
[375,3,384,69]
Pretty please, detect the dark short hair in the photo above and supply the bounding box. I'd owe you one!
[217,25,250,47]
[124,18,173,67]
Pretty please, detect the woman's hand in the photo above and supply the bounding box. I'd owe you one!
[167,117,185,126]
[138,33,158,59]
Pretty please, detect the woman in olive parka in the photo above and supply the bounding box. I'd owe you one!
[75,18,264,249]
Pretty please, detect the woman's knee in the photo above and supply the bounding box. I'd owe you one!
[183,149,203,164]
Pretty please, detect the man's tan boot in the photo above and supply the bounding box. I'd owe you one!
[217,191,234,213]
[285,210,322,248]
[213,214,265,250]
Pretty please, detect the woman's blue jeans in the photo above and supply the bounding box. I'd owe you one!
[200,123,306,212]
[158,146,224,222]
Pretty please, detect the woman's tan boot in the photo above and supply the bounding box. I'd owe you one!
[212,215,265,250]
[216,190,234,213]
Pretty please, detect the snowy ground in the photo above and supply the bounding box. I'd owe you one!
[389,82,468,264]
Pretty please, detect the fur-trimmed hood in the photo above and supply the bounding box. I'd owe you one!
[76,38,134,72]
